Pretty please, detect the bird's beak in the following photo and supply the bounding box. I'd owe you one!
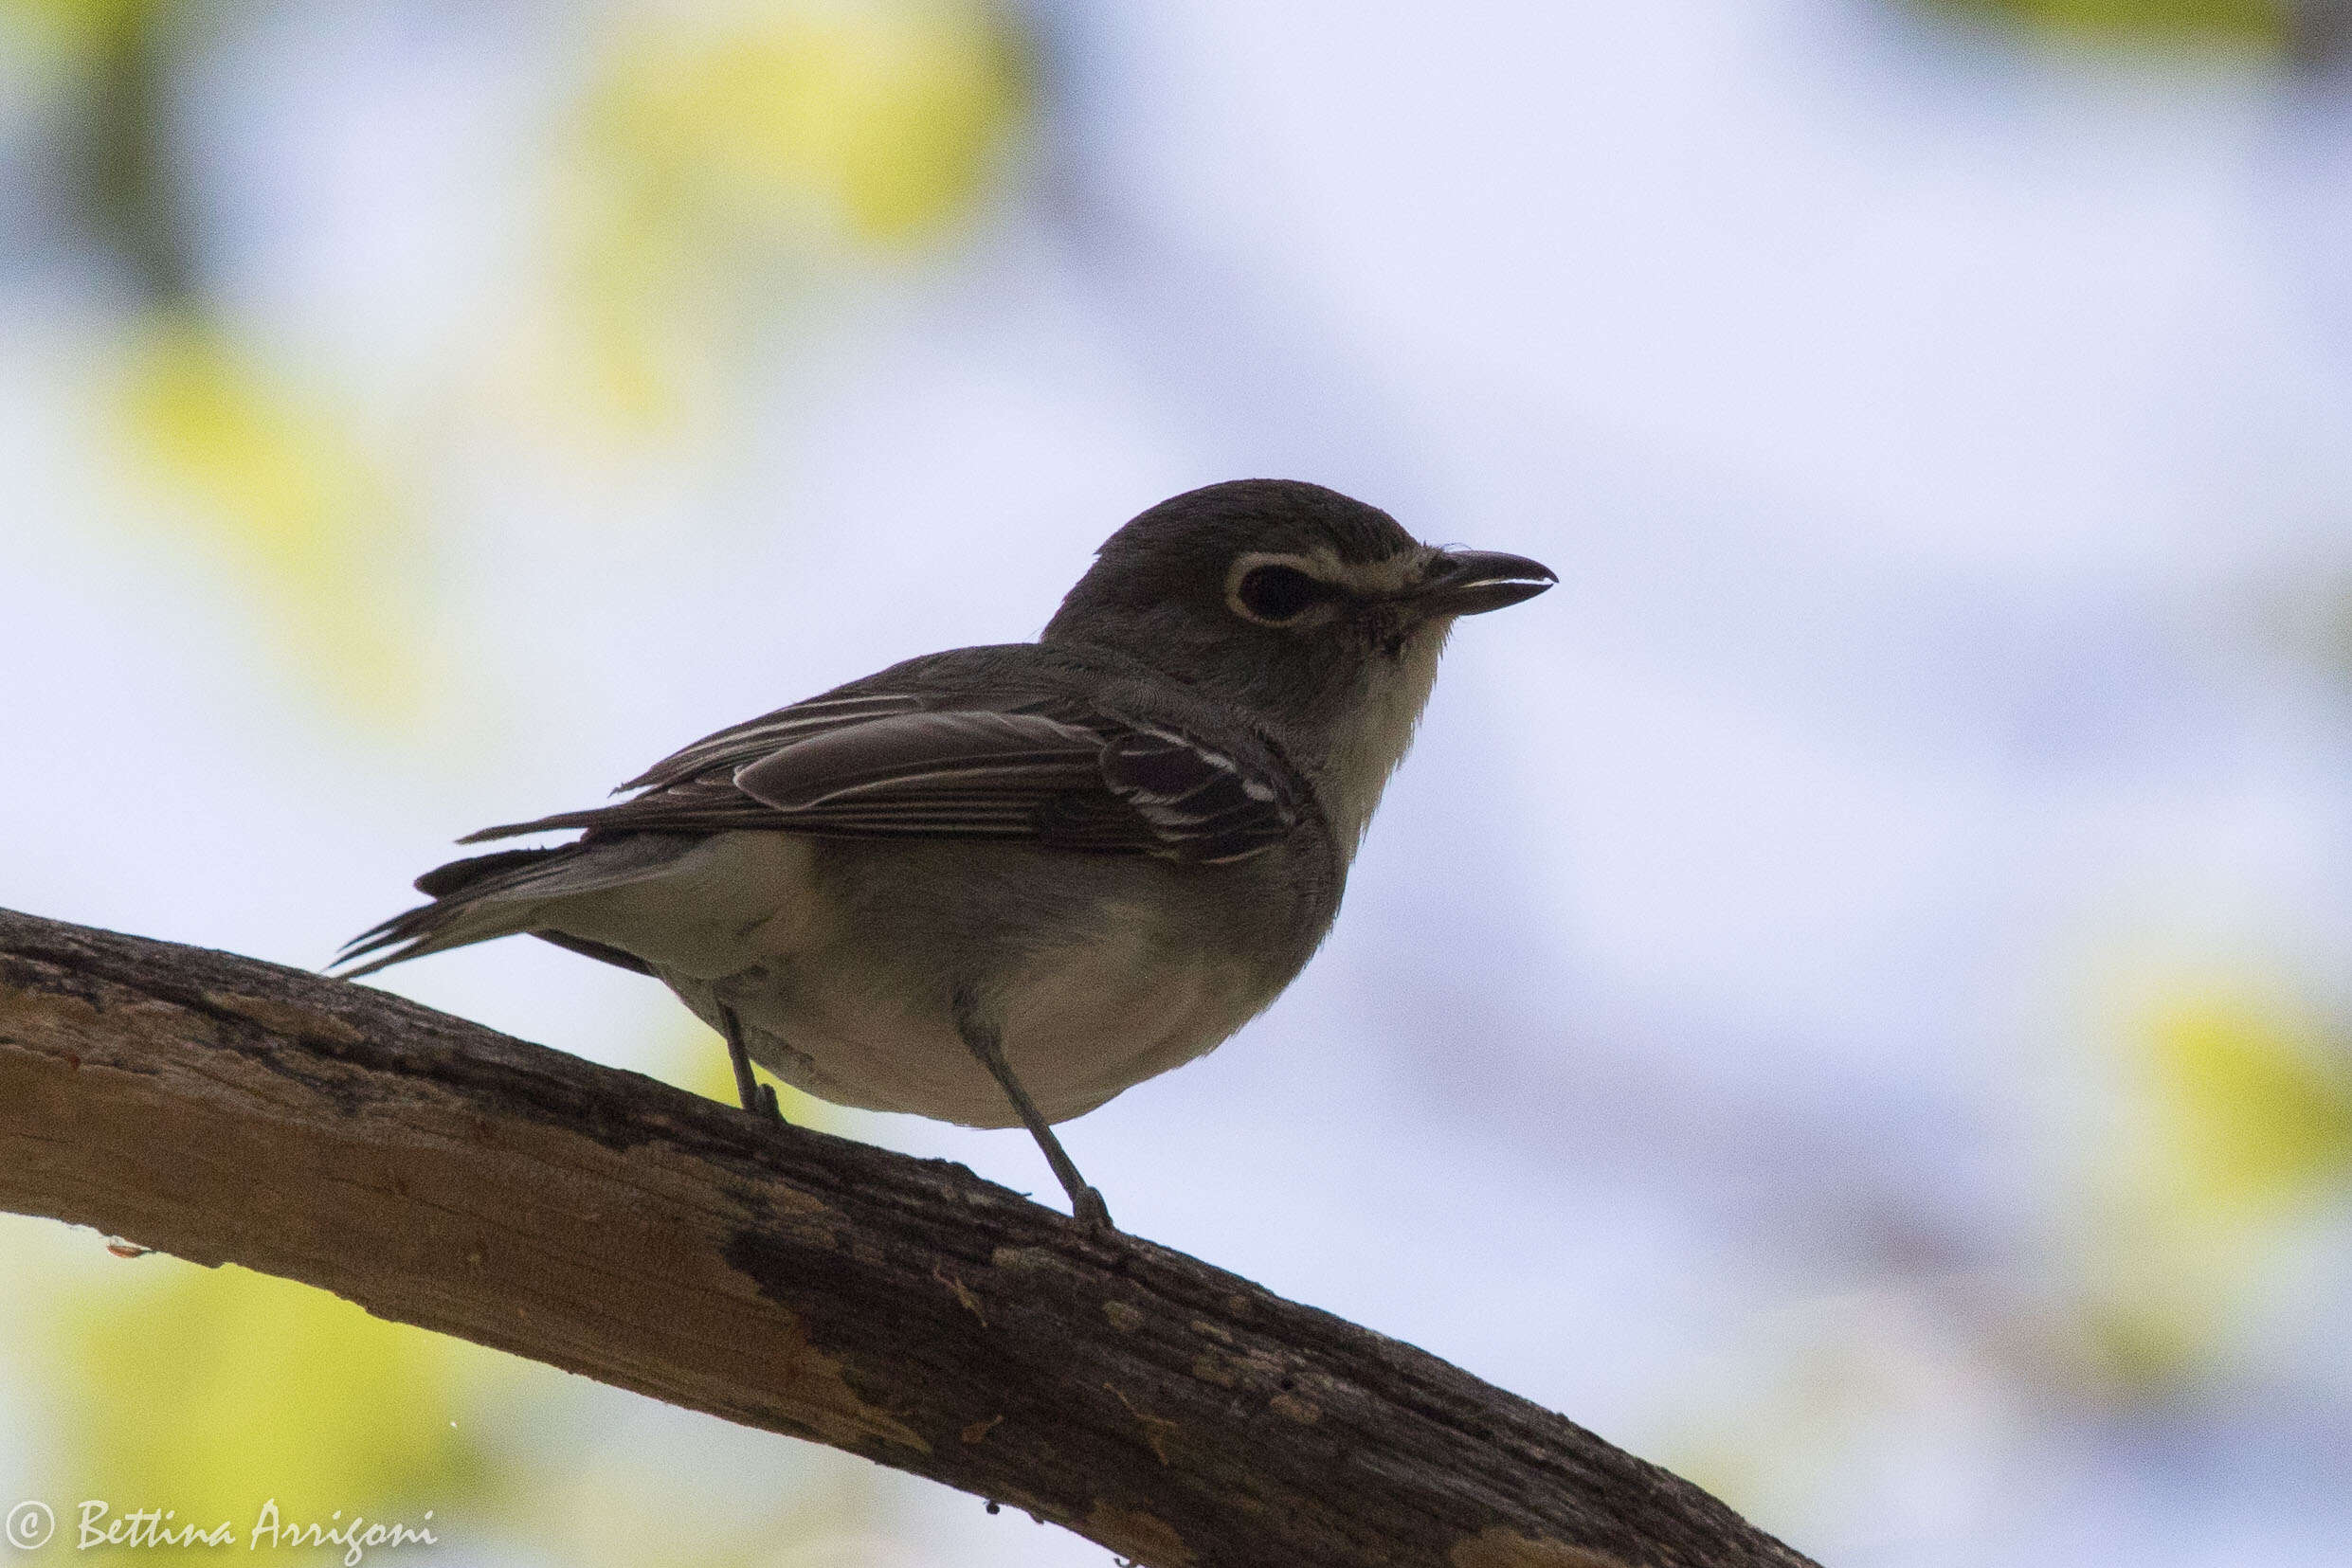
[1412,549,1558,618]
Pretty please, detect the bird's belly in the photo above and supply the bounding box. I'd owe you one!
[672,910,1275,1128]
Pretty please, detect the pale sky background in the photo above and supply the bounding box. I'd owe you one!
[5,2,2352,1564]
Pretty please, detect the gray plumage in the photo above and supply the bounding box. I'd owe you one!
[339,479,1553,1225]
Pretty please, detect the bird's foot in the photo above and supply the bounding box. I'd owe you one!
[1071,1185,1114,1233]
[719,1003,786,1126]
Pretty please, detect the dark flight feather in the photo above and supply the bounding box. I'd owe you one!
[456,680,1301,865]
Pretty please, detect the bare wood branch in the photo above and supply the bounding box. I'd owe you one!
[0,907,1819,1568]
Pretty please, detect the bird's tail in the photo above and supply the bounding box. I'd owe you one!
[335,835,686,978]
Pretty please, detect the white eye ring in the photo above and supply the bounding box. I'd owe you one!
[1226,553,1346,628]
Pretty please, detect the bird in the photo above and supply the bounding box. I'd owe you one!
[338,478,1554,1229]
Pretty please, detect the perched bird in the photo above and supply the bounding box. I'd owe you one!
[340,479,1553,1228]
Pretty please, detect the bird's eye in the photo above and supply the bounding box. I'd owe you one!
[1232,564,1339,625]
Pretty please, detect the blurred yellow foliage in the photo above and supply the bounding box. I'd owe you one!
[113,316,425,722]
[36,1247,507,1554]
[0,1020,857,1566]
[590,0,1025,247]
[2079,985,2352,1386]
[5,0,179,53]
[559,0,1027,425]
[2143,992,2352,1212]
[1925,0,2289,48]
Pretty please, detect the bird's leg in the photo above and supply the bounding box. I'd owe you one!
[954,998,1113,1231]
[719,1003,784,1124]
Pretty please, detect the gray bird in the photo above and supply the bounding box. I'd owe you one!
[340,479,1553,1228]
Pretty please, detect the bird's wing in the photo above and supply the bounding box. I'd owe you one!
[461,694,1300,864]
[615,692,929,793]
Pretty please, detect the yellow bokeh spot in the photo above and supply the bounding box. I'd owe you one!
[112,315,426,721]
[6,0,180,53]
[1924,0,2289,49]
[2074,983,2352,1389]
[554,0,1028,428]
[37,1250,509,1546]
[588,0,1025,248]
[2139,991,2352,1217]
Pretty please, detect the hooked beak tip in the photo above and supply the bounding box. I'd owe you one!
[1418,549,1557,617]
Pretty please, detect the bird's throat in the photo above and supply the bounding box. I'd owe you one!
[1310,621,1451,856]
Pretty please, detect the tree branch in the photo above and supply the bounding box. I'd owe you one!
[0,907,1818,1568]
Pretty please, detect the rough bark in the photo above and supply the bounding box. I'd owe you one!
[0,907,1820,1568]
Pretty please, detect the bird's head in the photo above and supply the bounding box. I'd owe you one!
[1043,478,1554,712]
[1042,480,1554,842]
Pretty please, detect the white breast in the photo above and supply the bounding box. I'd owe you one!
[988,905,1279,1122]
[655,880,1280,1129]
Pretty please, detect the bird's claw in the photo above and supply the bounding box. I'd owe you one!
[1072,1186,1114,1233]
